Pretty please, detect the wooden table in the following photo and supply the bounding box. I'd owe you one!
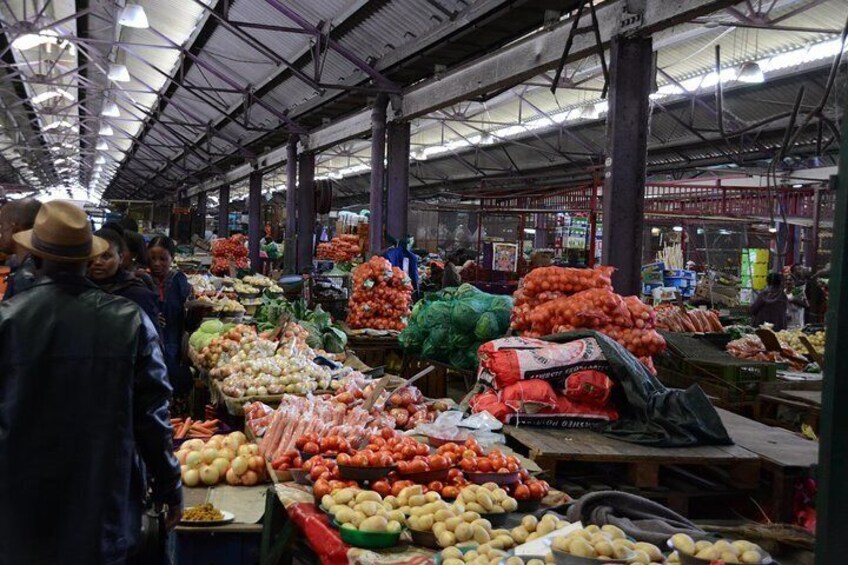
[716,408,819,522]
[780,390,822,406]
[504,425,761,490]
[755,390,822,433]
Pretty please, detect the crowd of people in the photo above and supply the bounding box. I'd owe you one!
[0,199,187,564]
[751,266,827,331]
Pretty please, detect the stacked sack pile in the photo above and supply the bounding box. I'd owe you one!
[470,336,619,428]
[316,234,361,262]
[399,283,512,370]
[346,256,413,331]
[512,266,665,372]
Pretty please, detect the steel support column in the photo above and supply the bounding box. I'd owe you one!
[296,152,316,272]
[369,95,389,255]
[534,214,548,248]
[285,136,298,273]
[601,35,653,295]
[816,120,848,564]
[196,192,207,237]
[248,171,263,274]
[218,184,230,237]
[386,121,411,242]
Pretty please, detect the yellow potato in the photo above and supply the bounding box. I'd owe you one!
[435,509,456,522]
[527,532,541,542]
[504,557,524,565]
[491,489,507,503]
[442,559,463,565]
[432,522,447,537]
[425,491,441,503]
[670,533,696,555]
[350,510,366,527]
[436,530,456,548]
[601,524,626,540]
[473,525,492,545]
[570,538,596,558]
[333,489,356,505]
[631,549,650,564]
[466,502,486,514]
[417,514,434,531]
[696,547,720,561]
[695,540,714,553]
[476,490,494,512]
[720,552,741,564]
[382,495,398,509]
[552,535,571,552]
[634,542,663,561]
[594,540,614,558]
[536,520,555,536]
[522,515,539,532]
[511,526,529,544]
[408,494,427,507]
[355,490,382,504]
[741,550,763,564]
[464,550,479,561]
[462,511,482,523]
[585,525,601,534]
[495,534,514,549]
[501,497,518,512]
[455,522,473,543]
[359,515,388,532]
[356,501,381,518]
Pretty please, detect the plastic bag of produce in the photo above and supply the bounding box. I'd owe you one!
[422,300,452,327]
[455,283,483,298]
[475,311,502,341]
[564,370,614,407]
[490,295,514,332]
[422,326,450,361]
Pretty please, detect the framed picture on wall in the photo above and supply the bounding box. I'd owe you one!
[492,242,518,272]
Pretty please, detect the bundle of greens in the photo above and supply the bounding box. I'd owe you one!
[254,295,348,353]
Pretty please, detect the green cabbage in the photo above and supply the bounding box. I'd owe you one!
[199,319,224,334]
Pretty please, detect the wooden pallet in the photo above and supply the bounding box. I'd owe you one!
[504,425,761,490]
[756,391,821,433]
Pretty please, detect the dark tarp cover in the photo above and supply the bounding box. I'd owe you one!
[543,331,733,447]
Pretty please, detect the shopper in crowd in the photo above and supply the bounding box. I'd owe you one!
[0,198,42,299]
[148,235,193,404]
[89,228,161,330]
[751,272,788,330]
[0,201,181,563]
[784,267,809,329]
[102,221,155,291]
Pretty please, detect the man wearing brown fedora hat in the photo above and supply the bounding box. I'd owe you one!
[0,200,182,564]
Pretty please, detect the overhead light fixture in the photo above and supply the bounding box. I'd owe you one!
[118,4,149,29]
[99,124,114,136]
[768,226,778,233]
[650,227,661,236]
[579,105,600,120]
[101,101,120,117]
[11,29,58,51]
[736,61,765,84]
[43,120,74,131]
[32,89,74,104]
[107,64,131,82]
[672,225,684,232]
[792,183,803,188]
[96,140,108,150]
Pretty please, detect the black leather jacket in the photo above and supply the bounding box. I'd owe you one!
[0,273,182,565]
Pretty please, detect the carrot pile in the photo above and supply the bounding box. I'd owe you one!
[316,234,361,262]
[172,417,221,440]
[347,256,413,331]
[654,304,724,333]
[511,266,613,332]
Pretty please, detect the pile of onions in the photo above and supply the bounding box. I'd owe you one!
[347,256,413,331]
[512,266,613,332]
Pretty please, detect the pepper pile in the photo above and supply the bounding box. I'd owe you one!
[347,256,413,331]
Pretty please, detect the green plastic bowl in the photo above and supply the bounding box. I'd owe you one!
[335,521,403,549]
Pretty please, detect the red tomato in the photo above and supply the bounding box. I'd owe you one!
[351,454,368,467]
[427,455,447,471]
[377,452,394,467]
[497,467,511,474]
[427,481,444,492]
[293,456,302,468]
[337,439,350,453]
[506,462,519,473]
[506,455,520,466]
[371,437,386,448]
[528,482,545,500]
[513,484,531,501]
[447,468,463,481]
[367,452,382,467]
[415,443,429,456]
[489,456,506,471]
[409,459,428,474]
[476,459,493,473]
[303,442,319,455]
[313,479,331,498]
[310,465,328,480]
[462,450,477,460]
[391,481,406,496]
[460,458,477,472]
[401,446,416,460]
[372,480,391,497]
[336,453,351,466]
[442,486,459,499]
[380,427,395,440]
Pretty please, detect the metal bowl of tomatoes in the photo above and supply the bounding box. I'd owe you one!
[397,454,453,484]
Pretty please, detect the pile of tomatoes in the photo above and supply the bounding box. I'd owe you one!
[295,433,353,458]
[364,428,430,461]
[396,454,452,475]
[457,447,523,475]
[508,477,552,501]
[337,450,395,468]
[368,467,468,500]
[270,449,303,471]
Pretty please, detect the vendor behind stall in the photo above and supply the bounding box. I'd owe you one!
[750,272,788,330]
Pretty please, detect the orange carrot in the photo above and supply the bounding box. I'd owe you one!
[175,418,192,439]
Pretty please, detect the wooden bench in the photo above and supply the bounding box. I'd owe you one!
[504,425,761,491]
[716,408,818,523]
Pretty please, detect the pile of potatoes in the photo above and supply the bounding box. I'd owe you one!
[669,534,768,564]
[319,488,404,533]
[509,513,570,545]
[383,484,444,516]
[438,543,513,565]
[456,483,518,515]
[551,525,665,564]
[423,507,509,549]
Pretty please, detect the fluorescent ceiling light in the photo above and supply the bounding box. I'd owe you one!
[736,61,765,84]
[101,101,120,117]
[32,89,74,104]
[107,64,131,82]
[768,226,778,233]
[672,225,684,232]
[99,124,114,136]
[96,140,108,150]
[651,227,661,235]
[12,29,58,51]
[792,183,803,188]
[43,120,74,131]
[95,155,106,164]
[118,5,149,29]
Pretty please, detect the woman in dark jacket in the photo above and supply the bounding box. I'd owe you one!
[751,272,788,330]
[148,236,193,400]
[89,229,161,329]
